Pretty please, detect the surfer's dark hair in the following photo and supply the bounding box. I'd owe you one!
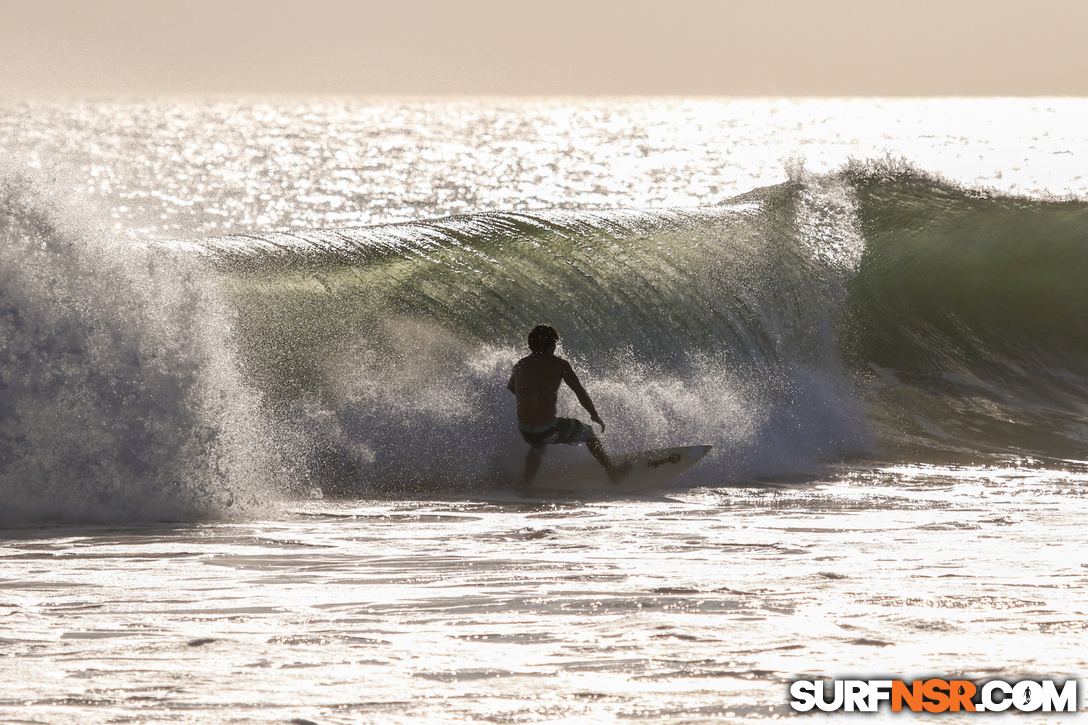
[527,325,559,352]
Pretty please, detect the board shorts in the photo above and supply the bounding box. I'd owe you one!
[518,417,597,454]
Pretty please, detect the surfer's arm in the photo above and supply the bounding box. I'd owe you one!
[506,373,515,394]
[562,363,605,432]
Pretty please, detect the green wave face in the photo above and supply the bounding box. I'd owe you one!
[216,189,858,392]
[846,170,1088,461]
[210,182,865,490]
[207,168,1088,484]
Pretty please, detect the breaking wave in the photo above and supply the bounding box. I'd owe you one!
[5,160,1088,517]
[0,169,289,524]
[204,164,1088,491]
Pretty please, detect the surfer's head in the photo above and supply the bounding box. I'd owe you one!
[527,324,559,353]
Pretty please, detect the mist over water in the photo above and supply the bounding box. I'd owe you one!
[0,166,287,523]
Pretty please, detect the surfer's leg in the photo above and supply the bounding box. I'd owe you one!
[587,438,631,483]
[522,448,544,485]
[558,419,631,483]
[586,437,612,470]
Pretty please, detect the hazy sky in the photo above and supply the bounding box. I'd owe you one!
[2,0,1086,97]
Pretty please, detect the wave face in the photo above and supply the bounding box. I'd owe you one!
[846,168,1088,460]
[6,161,1087,515]
[0,170,287,524]
[204,166,1088,489]
[206,174,872,493]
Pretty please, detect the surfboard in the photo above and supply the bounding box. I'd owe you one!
[529,444,712,494]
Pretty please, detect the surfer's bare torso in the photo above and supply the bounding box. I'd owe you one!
[507,351,603,430]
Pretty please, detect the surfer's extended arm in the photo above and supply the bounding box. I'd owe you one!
[562,361,605,432]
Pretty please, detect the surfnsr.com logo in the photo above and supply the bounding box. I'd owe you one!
[789,678,1079,713]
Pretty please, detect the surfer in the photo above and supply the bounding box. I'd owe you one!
[507,325,630,485]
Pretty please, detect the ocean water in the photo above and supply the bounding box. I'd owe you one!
[1,98,1087,722]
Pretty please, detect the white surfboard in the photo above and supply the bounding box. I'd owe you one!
[530,445,712,494]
